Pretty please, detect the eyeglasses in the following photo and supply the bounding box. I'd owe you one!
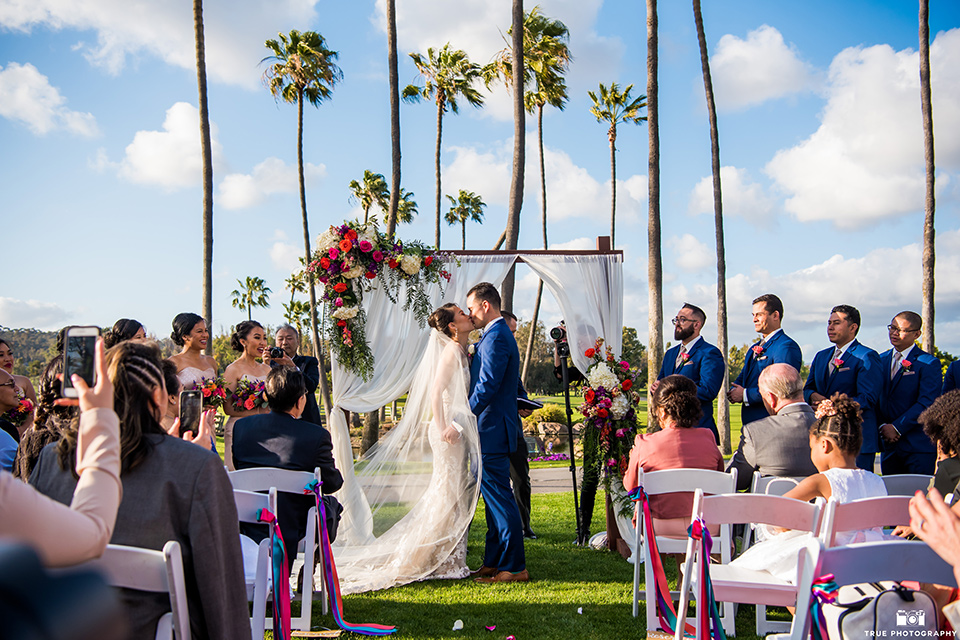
[671,317,694,326]
[0,380,14,389]
[887,325,919,335]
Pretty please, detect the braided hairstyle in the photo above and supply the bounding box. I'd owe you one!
[810,392,863,455]
[57,341,168,477]
[920,390,960,457]
[34,355,77,428]
[427,303,458,338]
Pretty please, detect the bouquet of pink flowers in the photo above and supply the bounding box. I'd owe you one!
[3,394,34,428]
[230,378,267,412]
[185,376,227,410]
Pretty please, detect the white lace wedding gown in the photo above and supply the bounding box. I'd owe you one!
[326,330,482,594]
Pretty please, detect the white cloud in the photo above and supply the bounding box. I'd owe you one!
[551,237,594,250]
[0,297,71,329]
[114,102,223,190]
[765,28,960,228]
[0,62,98,136]
[667,234,714,273]
[711,25,816,111]
[688,166,774,225]
[0,0,319,88]
[219,157,326,210]
[269,230,303,273]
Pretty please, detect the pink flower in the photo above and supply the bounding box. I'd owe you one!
[358,240,373,252]
[901,359,913,370]
[832,358,844,368]
[616,428,626,438]
[620,361,629,371]
[329,247,339,260]
[752,344,764,356]
[606,458,617,467]
[681,352,691,362]
[372,250,384,262]
[335,297,344,307]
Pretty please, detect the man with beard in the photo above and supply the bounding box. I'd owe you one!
[653,303,725,443]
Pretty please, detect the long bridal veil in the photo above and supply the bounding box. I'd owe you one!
[327,330,482,594]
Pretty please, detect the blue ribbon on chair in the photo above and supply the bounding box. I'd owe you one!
[687,518,727,640]
[305,479,397,636]
[809,573,839,640]
[257,508,291,640]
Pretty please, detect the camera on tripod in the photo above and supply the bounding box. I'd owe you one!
[550,323,570,357]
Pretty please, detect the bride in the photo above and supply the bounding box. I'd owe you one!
[329,303,482,594]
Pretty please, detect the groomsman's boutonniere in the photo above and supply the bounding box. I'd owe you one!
[832,357,844,369]
[901,359,913,372]
[680,352,692,363]
[752,344,764,356]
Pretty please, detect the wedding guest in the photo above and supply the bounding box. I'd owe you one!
[908,488,960,628]
[803,305,883,470]
[0,368,20,470]
[29,341,248,639]
[878,311,942,475]
[222,321,270,471]
[728,294,802,426]
[727,363,817,491]
[0,337,38,432]
[920,391,960,498]
[102,318,145,349]
[944,361,960,395]
[502,310,537,540]
[1,337,123,567]
[263,324,323,427]
[233,366,343,571]
[623,375,723,538]
[654,303,724,443]
[13,356,77,480]
[168,313,219,392]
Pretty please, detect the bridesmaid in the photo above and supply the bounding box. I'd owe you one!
[222,320,270,470]
[168,313,219,392]
[102,318,146,348]
[0,338,37,434]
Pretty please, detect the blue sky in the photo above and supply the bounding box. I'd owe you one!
[1,0,959,364]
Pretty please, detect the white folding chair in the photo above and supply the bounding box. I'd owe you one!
[229,466,328,629]
[631,467,737,631]
[781,539,957,640]
[881,474,933,496]
[817,495,912,547]
[676,489,823,637]
[743,474,803,551]
[83,540,191,640]
[233,488,276,640]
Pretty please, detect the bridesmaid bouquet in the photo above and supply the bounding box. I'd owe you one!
[3,394,34,428]
[231,378,268,412]
[185,376,227,410]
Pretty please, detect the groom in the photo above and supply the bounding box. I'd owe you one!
[466,282,529,583]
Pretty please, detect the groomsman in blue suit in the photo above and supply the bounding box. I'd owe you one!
[944,361,960,394]
[466,283,528,583]
[654,303,725,443]
[729,294,802,426]
[877,311,942,475]
[803,304,883,470]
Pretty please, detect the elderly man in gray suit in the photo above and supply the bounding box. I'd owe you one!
[727,363,818,491]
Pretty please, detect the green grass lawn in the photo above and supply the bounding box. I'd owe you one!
[295,491,776,639]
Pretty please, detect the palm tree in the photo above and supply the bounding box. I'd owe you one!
[693,0,731,454]
[385,0,402,241]
[283,300,311,339]
[262,29,341,418]
[396,188,418,224]
[588,82,646,248]
[402,44,484,249]
[646,0,664,432]
[349,170,390,223]
[231,276,272,321]
[284,273,306,304]
[485,6,571,382]
[919,0,936,352]
[193,0,214,355]
[444,190,486,249]
[502,0,526,312]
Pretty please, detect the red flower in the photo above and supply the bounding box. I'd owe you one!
[389,258,399,269]
[337,320,347,327]
[244,398,255,410]
[320,257,331,269]
[597,408,609,418]
[202,388,211,398]
[364,271,376,279]
[585,348,596,358]
[339,239,353,252]
[621,379,633,391]
[901,359,913,370]
[424,255,434,266]
[345,229,358,241]
[333,282,347,293]
[584,389,595,403]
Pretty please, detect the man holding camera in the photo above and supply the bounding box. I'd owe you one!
[263,324,324,427]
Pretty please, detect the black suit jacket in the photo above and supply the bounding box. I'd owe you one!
[293,354,324,427]
[232,410,342,562]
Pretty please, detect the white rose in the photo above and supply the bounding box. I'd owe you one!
[343,265,365,279]
[587,362,620,391]
[611,394,630,419]
[316,226,339,251]
[400,254,421,275]
[332,306,359,320]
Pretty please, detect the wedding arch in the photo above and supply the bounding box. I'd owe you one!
[328,238,624,546]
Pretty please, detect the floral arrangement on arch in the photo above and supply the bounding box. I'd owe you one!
[230,378,268,412]
[579,337,641,496]
[184,375,227,410]
[303,219,453,380]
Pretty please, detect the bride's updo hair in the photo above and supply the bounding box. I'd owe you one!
[811,392,862,455]
[428,303,458,338]
[231,320,264,352]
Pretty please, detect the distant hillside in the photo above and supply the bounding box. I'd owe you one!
[0,326,59,378]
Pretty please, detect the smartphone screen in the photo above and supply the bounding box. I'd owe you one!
[179,390,202,438]
[63,327,99,398]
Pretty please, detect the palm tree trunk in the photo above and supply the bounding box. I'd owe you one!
[461,220,466,250]
[609,126,617,248]
[693,0,730,454]
[193,0,214,356]
[434,102,443,250]
[522,280,543,386]
[362,410,379,456]
[385,0,401,241]
[522,104,549,386]
[296,92,334,423]
[248,304,252,322]
[501,0,525,313]
[492,229,506,250]
[646,0,664,432]
[919,0,936,352]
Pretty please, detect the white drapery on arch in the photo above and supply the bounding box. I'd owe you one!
[327,251,626,546]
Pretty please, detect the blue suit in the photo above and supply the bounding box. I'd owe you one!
[469,318,525,573]
[878,345,941,475]
[803,340,883,464]
[944,361,960,395]
[658,338,725,443]
[733,330,803,425]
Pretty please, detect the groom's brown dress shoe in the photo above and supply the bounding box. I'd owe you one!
[474,569,529,584]
[470,565,498,577]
